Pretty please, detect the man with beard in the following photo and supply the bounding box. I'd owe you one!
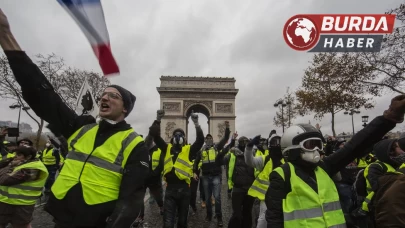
[0,10,150,227]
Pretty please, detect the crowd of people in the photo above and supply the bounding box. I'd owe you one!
[2,7,405,228]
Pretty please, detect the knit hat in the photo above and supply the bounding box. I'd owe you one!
[107,85,136,117]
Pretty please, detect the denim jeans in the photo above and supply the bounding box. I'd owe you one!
[202,175,222,218]
[336,183,354,225]
[163,187,190,228]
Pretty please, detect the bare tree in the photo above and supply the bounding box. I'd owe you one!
[0,54,110,148]
[354,4,405,94]
[273,87,298,128]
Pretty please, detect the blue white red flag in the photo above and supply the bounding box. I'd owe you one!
[57,0,119,76]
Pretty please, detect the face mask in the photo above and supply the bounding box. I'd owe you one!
[270,146,282,158]
[301,150,321,163]
[206,139,213,146]
[46,143,50,147]
[173,135,184,145]
[392,153,405,164]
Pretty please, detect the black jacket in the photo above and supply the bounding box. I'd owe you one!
[153,121,204,188]
[265,116,396,228]
[5,51,150,228]
[193,127,230,176]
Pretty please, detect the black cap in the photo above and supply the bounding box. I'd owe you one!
[14,146,37,158]
[206,134,213,138]
[107,85,136,117]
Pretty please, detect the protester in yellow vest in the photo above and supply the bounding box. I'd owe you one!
[254,137,269,157]
[0,146,48,227]
[192,122,230,226]
[265,110,402,228]
[352,139,405,220]
[40,141,63,197]
[245,134,284,228]
[0,18,151,227]
[148,109,204,228]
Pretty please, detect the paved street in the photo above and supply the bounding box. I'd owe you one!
[29,172,246,228]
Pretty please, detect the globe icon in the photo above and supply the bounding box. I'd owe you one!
[285,17,318,50]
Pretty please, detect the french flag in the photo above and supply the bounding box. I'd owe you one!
[57,0,119,76]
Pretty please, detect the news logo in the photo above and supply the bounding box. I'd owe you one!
[283,14,396,52]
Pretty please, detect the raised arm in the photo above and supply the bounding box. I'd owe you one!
[149,110,168,164]
[189,112,204,160]
[245,135,265,170]
[323,95,405,176]
[216,121,231,151]
[0,10,86,138]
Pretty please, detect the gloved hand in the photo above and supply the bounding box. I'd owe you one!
[247,135,261,147]
[351,207,368,218]
[190,111,200,127]
[384,94,405,123]
[156,110,165,122]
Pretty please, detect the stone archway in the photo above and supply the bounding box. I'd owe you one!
[157,76,238,143]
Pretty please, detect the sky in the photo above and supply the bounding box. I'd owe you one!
[1,0,404,142]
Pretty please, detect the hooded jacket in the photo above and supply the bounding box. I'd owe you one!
[365,139,400,195]
[265,116,396,228]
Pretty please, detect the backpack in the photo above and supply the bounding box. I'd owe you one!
[354,169,367,197]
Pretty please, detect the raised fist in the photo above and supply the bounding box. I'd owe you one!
[156,110,165,121]
[225,121,230,128]
[248,135,261,147]
[190,110,199,124]
[384,94,405,123]
[0,9,11,35]
[232,131,238,140]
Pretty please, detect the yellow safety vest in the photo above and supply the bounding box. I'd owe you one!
[274,163,346,228]
[42,148,58,165]
[201,148,217,166]
[163,144,193,185]
[255,149,269,157]
[51,123,143,205]
[151,148,162,171]
[248,157,285,201]
[362,161,399,211]
[0,152,15,160]
[0,160,48,205]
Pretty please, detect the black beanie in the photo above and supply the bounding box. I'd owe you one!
[107,85,136,117]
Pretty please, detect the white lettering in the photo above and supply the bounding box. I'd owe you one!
[349,17,362,31]
[362,17,375,31]
[347,38,355,48]
[335,16,349,31]
[335,38,344,48]
[375,16,388,31]
[324,38,334,47]
[366,38,374,48]
[321,17,334,31]
[357,38,364,48]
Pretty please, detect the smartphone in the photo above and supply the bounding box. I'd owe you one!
[7,128,19,137]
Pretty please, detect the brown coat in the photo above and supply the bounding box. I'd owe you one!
[374,173,405,227]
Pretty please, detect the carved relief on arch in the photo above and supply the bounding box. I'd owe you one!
[165,122,176,141]
[217,122,226,139]
[183,100,213,114]
[215,103,233,113]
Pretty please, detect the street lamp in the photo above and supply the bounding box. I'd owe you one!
[362,115,369,128]
[9,104,30,142]
[344,109,361,135]
[274,99,287,133]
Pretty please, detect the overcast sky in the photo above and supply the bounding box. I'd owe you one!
[1,0,404,142]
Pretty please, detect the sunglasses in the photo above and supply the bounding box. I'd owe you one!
[100,92,122,100]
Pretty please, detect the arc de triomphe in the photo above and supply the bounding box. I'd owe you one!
[157,76,238,143]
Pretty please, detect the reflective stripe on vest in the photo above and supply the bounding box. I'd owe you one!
[274,163,346,228]
[0,160,48,205]
[42,148,57,165]
[151,148,162,171]
[51,123,143,205]
[362,161,399,212]
[163,144,193,185]
[228,153,236,189]
[201,148,217,167]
